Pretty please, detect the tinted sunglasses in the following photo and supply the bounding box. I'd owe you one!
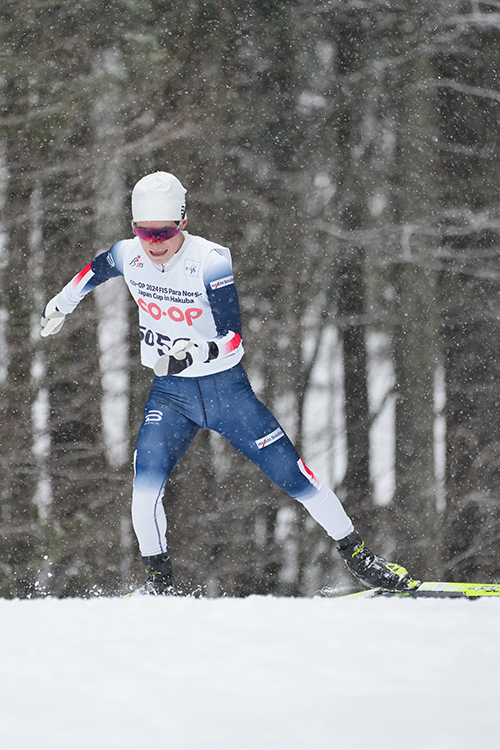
[132,223,182,243]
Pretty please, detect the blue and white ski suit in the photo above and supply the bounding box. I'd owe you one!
[54,231,353,556]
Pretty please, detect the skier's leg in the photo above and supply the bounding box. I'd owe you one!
[205,365,353,540]
[132,389,199,557]
[207,365,419,590]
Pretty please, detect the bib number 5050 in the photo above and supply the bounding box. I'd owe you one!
[139,327,173,358]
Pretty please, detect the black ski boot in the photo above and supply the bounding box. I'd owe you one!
[337,531,420,591]
[138,553,176,596]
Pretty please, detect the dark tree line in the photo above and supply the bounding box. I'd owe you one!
[2,0,500,597]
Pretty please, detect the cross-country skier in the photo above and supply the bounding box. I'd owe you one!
[41,171,419,595]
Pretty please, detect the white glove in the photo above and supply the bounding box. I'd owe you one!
[41,297,66,337]
[154,339,209,377]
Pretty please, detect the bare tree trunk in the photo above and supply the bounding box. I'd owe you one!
[0,140,39,597]
[390,33,440,579]
[92,48,135,591]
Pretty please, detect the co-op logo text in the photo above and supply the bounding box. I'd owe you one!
[138,297,202,326]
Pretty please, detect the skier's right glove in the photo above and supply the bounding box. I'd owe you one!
[40,297,66,337]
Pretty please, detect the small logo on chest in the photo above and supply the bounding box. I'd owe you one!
[184,259,200,277]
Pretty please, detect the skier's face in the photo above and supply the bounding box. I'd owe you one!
[133,220,186,264]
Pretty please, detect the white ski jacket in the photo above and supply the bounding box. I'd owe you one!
[54,232,244,376]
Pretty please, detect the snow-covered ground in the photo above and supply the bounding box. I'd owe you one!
[1,594,498,750]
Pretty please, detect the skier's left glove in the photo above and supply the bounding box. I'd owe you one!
[40,297,66,337]
[153,339,219,377]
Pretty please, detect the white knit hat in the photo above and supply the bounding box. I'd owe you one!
[131,172,187,222]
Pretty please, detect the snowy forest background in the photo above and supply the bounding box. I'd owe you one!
[2,0,500,598]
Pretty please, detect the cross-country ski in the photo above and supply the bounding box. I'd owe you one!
[332,581,500,599]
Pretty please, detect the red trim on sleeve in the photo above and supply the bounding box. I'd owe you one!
[223,332,242,355]
[73,262,93,286]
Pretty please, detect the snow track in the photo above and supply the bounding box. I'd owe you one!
[0,595,498,749]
